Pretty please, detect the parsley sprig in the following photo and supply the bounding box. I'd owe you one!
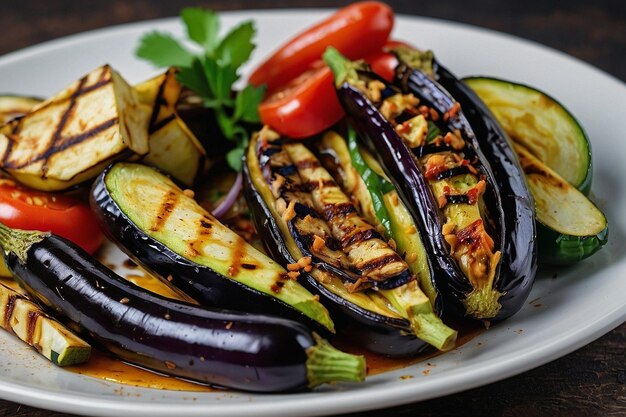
[136,8,265,171]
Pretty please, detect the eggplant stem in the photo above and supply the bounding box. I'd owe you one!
[306,333,365,388]
[0,223,48,264]
[463,286,504,320]
[391,46,435,78]
[323,47,366,87]
[408,305,458,351]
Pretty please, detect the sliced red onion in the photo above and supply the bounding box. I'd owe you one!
[211,171,243,219]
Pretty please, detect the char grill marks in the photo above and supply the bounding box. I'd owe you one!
[371,86,501,289]
[256,131,411,291]
[2,66,117,173]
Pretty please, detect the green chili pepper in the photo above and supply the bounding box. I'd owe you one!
[347,126,394,239]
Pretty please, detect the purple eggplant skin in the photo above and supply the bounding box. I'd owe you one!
[3,233,326,392]
[90,166,330,336]
[337,76,536,322]
[401,61,538,320]
[242,154,432,357]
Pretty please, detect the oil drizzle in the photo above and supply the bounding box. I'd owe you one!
[66,350,217,392]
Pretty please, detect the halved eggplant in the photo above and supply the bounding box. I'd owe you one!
[463,77,592,194]
[0,222,364,392]
[244,129,456,356]
[91,162,334,334]
[514,143,607,264]
[324,47,537,322]
[0,65,150,191]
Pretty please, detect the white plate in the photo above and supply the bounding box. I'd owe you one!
[0,9,624,417]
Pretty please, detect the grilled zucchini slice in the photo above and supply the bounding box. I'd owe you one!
[464,76,592,194]
[514,143,607,264]
[0,65,150,191]
[0,283,90,366]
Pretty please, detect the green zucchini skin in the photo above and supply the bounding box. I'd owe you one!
[462,77,592,195]
[90,164,333,335]
[537,222,608,265]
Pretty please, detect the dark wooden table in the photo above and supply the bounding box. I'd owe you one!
[0,1,624,416]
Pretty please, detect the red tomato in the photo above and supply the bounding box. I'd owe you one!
[0,179,103,254]
[249,1,394,92]
[366,40,413,81]
[258,61,343,138]
[367,52,397,82]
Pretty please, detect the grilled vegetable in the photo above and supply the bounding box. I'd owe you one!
[91,162,334,334]
[244,129,456,356]
[462,77,607,264]
[314,130,455,349]
[325,47,537,322]
[0,282,91,366]
[463,77,592,194]
[514,143,607,264]
[0,222,364,392]
[0,95,42,124]
[412,51,537,321]
[0,65,150,191]
[135,68,207,186]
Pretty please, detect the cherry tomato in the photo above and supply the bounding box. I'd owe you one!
[0,179,103,254]
[249,1,394,92]
[258,61,343,138]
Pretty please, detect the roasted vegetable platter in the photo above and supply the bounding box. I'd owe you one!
[0,4,623,417]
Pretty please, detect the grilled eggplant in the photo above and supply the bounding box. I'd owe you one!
[91,162,334,334]
[0,65,150,191]
[244,128,456,356]
[135,69,207,186]
[324,47,537,322]
[0,222,365,392]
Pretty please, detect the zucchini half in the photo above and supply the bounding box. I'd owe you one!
[463,77,592,194]
[91,162,334,334]
[514,143,607,265]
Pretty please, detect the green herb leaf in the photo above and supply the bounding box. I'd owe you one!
[177,59,212,97]
[426,121,441,143]
[226,146,245,172]
[234,84,266,123]
[215,110,235,139]
[135,9,265,172]
[136,32,194,68]
[216,22,256,68]
[181,8,220,52]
